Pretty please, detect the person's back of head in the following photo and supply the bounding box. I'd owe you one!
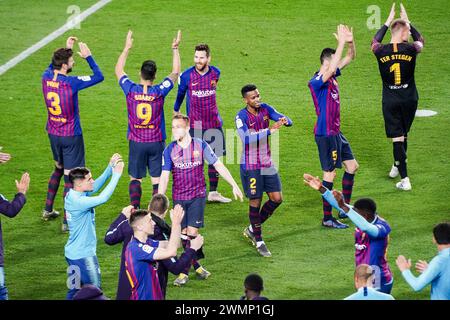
[72,284,108,300]
[149,193,169,217]
[390,19,410,42]
[140,60,157,82]
[354,264,374,289]
[354,198,377,222]
[243,273,266,300]
[433,222,450,245]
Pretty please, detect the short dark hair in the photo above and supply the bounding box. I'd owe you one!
[173,113,190,125]
[241,84,258,97]
[68,167,90,184]
[391,19,409,34]
[141,60,157,81]
[129,209,149,228]
[433,222,450,245]
[149,194,169,215]
[320,48,336,64]
[52,48,73,70]
[195,43,210,57]
[244,273,264,292]
[354,198,377,220]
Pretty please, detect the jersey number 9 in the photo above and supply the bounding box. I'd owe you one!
[137,103,152,125]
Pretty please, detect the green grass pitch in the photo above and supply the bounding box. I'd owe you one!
[0,0,449,299]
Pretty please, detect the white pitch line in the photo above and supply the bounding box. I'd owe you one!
[0,0,112,76]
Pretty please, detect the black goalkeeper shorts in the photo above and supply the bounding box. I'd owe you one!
[382,99,418,138]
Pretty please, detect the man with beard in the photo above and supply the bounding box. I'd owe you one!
[174,44,230,203]
[41,36,104,232]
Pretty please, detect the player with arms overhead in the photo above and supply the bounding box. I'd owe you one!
[308,25,358,229]
[115,30,181,208]
[42,36,104,232]
[372,3,424,190]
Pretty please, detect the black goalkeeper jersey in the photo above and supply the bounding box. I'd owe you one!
[372,24,424,103]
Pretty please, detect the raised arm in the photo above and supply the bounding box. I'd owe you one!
[174,73,188,113]
[76,162,123,211]
[115,30,133,80]
[87,154,122,195]
[153,205,184,260]
[372,3,395,53]
[73,42,104,90]
[167,30,181,83]
[0,172,29,218]
[399,3,424,52]
[104,206,133,245]
[338,26,356,70]
[303,173,379,237]
[321,25,346,83]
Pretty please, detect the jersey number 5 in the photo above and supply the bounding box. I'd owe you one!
[46,92,62,116]
[137,103,152,125]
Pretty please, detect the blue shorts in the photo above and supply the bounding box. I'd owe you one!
[240,166,282,199]
[48,134,85,169]
[66,256,101,300]
[0,266,8,300]
[128,140,165,179]
[377,278,394,295]
[315,132,354,172]
[174,197,206,229]
[190,127,226,157]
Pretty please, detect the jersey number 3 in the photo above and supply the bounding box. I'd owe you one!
[46,92,62,116]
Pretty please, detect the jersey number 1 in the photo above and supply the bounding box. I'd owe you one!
[137,103,152,125]
[390,63,401,85]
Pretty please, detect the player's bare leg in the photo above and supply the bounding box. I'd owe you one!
[129,177,142,209]
[321,170,348,229]
[42,161,63,221]
[391,136,411,190]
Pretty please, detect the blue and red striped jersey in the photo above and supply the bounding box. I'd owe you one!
[354,216,393,285]
[174,66,222,129]
[119,75,173,143]
[41,56,104,136]
[235,103,292,170]
[125,237,163,300]
[308,68,341,136]
[162,138,218,200]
